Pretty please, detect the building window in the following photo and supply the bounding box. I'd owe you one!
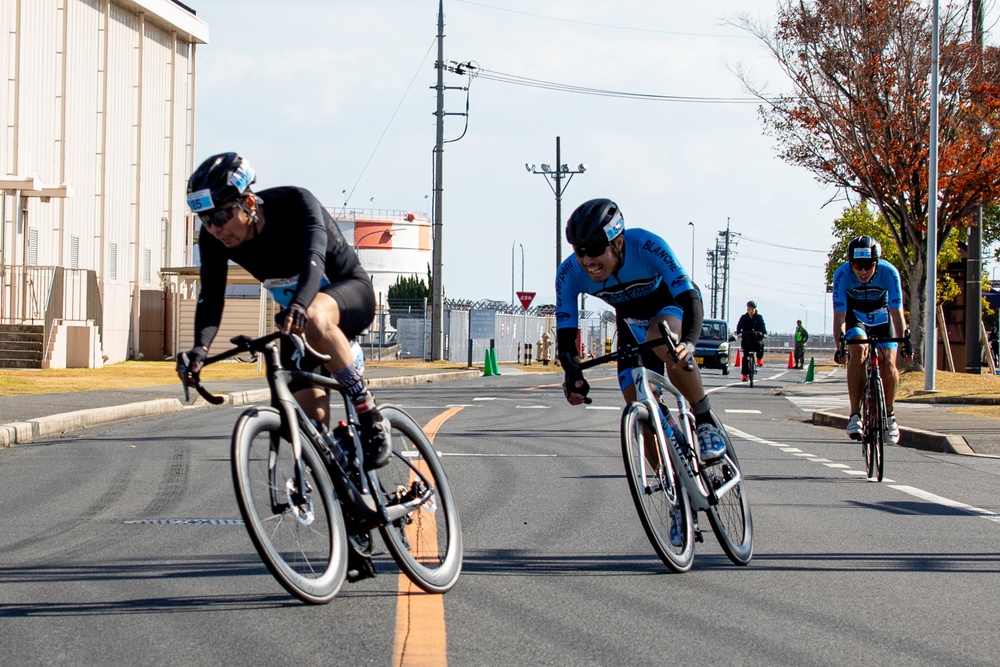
[71,236,79,269]
[28,229,38,265]
[109,243,117,280]
[143,248,151,284]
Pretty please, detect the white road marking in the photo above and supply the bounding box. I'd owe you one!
[726,409,761,414]
[888,485,1000,523]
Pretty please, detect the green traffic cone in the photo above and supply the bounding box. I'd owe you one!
[804,357,815,383]
[483,348,496,376]
[491,348,501,376]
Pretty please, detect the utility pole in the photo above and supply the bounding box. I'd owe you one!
[526,137,586,275]
[430,0,448,360]
[965,0,984,374]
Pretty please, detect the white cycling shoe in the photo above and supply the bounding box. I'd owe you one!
[884,415,900,445]
[846,413,863,441]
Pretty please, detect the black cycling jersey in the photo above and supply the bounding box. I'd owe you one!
[194,186,363,348]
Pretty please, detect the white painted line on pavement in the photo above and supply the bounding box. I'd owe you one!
[726,409,761,414]
[888,485,1000,523]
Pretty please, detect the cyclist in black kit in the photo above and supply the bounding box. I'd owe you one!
[179,152,391,469]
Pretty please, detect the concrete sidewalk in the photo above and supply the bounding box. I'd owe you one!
[777,369,1000,458]
[0,366,482,447]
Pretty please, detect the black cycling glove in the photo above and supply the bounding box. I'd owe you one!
[276,303,310,334]
[834,348,847,365]
[177,346,208,385]
[560,353,590,403]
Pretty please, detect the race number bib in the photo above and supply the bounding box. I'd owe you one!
[263,275,331,307]
[853,308,889,327]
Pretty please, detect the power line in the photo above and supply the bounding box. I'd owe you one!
[738,234,829,253]
[464,64,759,104]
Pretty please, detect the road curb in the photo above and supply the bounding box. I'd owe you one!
[0,369,482,447]
[811,410,975,456]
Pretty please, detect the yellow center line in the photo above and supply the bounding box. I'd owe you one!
[392,406,463,667]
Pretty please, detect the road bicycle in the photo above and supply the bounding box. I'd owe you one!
[576,322,753,572]
[741,331,765,388]
[839,332,911,482]
[179,331,463,604]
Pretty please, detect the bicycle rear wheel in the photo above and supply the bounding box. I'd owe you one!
[704,429,753,565]
[373,405,463,594]
[231,408,348,604]
[620,403,694,573]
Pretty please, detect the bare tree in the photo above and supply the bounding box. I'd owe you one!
[733,0,1000,368]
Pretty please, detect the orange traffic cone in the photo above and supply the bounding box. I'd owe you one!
[788,350,795,369]
[734,348,742,368]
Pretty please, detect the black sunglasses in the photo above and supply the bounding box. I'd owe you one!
[573,240,610,258]
[851,260,875,271]
[199,203,241,228]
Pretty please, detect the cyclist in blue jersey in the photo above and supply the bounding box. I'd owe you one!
[556,198,727,466]
[832,235,912,444]
[177,152,391,471]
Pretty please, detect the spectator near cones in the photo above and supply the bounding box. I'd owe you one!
[735,301,767,381]
[794,319,809,369]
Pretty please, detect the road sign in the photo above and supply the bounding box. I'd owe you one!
[516,291,536,310]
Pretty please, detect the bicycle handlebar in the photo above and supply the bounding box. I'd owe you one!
[577,320,694,373]
[177,331,331,404]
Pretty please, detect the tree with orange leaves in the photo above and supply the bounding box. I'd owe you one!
[734,0,1000,368]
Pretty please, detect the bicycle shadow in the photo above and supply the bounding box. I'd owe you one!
[446,548,738,578]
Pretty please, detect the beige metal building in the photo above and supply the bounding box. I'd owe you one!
[1,0,207,367]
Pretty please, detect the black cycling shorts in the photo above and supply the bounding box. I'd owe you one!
[281,269,376,384]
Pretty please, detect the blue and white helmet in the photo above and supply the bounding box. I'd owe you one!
[186,152,256,213]
[847,235,881,265]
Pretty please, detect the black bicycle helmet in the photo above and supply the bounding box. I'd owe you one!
[186,152,255,213]
[565,198,625,247]
[847,235,881,264]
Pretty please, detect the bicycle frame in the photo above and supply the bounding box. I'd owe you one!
[186,333,434,530]
[630,362,737,511]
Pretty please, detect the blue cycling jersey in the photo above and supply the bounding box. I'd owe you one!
[831,259,903,328]
[555,227,697,330]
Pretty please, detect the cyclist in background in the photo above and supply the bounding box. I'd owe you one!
[178,152,391,469]
[735,301,767,382]
[555,198,727,466]
[831,235,912,444]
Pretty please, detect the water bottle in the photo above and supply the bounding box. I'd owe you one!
[315,421,349,470]
[350,340,365,375]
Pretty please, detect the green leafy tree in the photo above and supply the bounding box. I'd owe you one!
[387,275,429,327]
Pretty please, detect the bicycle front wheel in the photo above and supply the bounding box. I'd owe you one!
[865,375,886,482]
[231,408,348,604]
[704,429,753,566]
[748,353,756,388]
[373,405,463,594]
[620,403,694,573]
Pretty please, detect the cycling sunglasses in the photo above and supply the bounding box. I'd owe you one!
[198,202,242,228]
[573,240,610,258]
[851,260,875,271]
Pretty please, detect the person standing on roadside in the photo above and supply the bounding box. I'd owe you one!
[794,319,809,369]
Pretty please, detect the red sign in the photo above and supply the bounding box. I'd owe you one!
[516,291,536,310]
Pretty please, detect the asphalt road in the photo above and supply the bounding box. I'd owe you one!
[3,369,1000,666]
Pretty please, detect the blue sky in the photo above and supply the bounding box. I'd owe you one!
[189,0,999,335]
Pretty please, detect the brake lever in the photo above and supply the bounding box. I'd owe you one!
[657,321,694,372]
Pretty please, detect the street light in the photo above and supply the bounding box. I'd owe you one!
[526,136,586,274]
[511,240,524,306]
[353,227,401,251]
[688,221,695,282]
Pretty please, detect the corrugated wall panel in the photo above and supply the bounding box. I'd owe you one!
[18,0,62,266]
[102,2,137,285]
[138,20,171,288]
[62,0,104,272]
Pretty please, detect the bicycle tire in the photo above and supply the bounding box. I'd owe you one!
[704,428,753,565]
[871,374,886,482]
[231,407,348,604]
[372,405,463,593]
[620,403,695,573]
[748,352,756,388]
[861,381,875,478]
